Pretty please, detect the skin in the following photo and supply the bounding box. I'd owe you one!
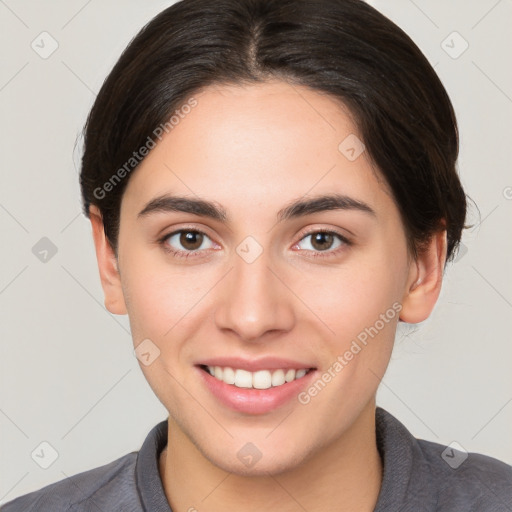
[89,80,447,512]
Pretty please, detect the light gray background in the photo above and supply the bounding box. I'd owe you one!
[1,0,511,505]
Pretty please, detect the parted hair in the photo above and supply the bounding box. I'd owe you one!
[80,0,468,262]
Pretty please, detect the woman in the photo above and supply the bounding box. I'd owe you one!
[3,0,511,510]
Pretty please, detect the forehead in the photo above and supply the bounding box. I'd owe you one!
[121,80,391,219]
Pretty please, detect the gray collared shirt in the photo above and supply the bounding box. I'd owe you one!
[2,407,511,511]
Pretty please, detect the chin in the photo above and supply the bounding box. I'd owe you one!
[205,445,310,477]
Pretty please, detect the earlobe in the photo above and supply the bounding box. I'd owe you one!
[399,230,447,324]
[89,205,127,315]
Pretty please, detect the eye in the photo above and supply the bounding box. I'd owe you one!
[159,229,216,258]
[159,227,351,260]
[295,229,351,257]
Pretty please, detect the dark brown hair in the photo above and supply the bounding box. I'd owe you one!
[80,0,468,262]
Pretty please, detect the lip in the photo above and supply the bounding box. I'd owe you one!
[196,356,316,372]
[195,365,318,415]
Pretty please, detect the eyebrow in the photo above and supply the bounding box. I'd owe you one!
[137,192,376,223]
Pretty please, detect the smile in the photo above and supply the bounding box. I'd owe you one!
[200,365,314,389]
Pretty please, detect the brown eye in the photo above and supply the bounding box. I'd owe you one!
[310,232,335,251]
[295,230,350,257]
[179,231,204,250]
[163,229,215,256]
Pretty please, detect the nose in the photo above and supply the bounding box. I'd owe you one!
[214,247,295,342]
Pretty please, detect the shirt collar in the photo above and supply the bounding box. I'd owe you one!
[135,417,172,512]
[373,407,437,511]
[135,407,438,511]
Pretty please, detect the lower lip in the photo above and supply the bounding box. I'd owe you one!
[196,366,317,415]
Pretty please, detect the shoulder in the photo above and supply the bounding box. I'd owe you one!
[375,407,512,511]
[417,438,512,510]
[0,452,141,512]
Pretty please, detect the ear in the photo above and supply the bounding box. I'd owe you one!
[400,229,447,324]
[89,205,127,315]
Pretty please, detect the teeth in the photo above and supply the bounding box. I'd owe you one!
[235,369,253,388]
[271,369,285,387]
[285,369,295,382]
[223,366,236,384]
[295,369,307,379]
[253,370,271,389]
[205,366,311,389]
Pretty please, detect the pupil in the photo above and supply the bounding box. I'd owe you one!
[312,233,332,251]
[181,231,202,250]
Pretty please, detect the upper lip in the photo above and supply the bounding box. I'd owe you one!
[196,356,316,372]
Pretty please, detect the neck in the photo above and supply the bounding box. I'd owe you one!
[159,400,382,512]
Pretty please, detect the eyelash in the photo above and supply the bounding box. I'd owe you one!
[158,227,352,260]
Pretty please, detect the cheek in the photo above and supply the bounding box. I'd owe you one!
[120,257,208,410]
[301,258,405,339]
[120,250,221,351]
[291,243,407,384]
[296,267,401,417]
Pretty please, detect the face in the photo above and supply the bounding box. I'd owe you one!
[112,80,418,474]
